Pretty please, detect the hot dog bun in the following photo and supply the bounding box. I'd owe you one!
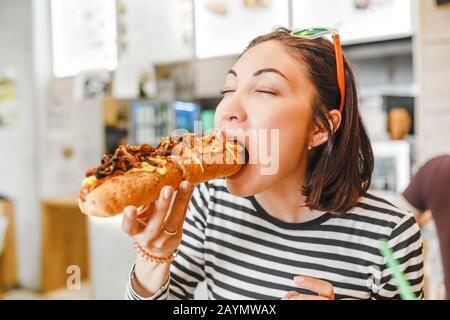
[78,132,245,217]
[79,162,183,217]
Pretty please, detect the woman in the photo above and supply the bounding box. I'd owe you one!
[123,27,424,300]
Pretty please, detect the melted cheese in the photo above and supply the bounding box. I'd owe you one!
[156,166,168,175]
[82,176,97,187]
[82,157,176,188]
[128,162,157,174]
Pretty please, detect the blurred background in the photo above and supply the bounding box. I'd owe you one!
[0,0,449,300]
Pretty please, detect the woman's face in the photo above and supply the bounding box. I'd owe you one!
[215,40,317,196]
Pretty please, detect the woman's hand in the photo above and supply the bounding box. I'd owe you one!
[121,180,195,297]
[121,180,194,259]
[281,276,334,300]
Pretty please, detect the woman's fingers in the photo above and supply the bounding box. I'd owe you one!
[140,186,174,241]
[163,181,194,234]
[123,182,194,249]
[287,294,328,300]
[135,204,154,226]
[281,291,299,300]
[281,290,329,300]
[293,276,334,300]
[122,206,143,236]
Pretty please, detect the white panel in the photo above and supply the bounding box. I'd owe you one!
[195,0,289,58]
[117,0,194,64]
[292,0,412,44]
[51,0,118,77]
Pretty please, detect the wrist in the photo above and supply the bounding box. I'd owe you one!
[133,257,170,296]
[134,241,179,264]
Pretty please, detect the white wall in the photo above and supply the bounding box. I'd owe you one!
[416,0,450,163]
[0,0,41,289]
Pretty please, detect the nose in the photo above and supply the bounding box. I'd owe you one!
[220,97,247,123]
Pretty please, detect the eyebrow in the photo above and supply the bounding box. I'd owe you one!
[227,68,289,81]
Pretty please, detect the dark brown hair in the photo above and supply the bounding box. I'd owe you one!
[244,27,374,213]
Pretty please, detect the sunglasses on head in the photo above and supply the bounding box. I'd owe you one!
[290,27,345,114]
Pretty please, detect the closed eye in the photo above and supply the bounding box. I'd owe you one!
[220,89,277,95]
[256,90,277,95]
[220,89,235,95]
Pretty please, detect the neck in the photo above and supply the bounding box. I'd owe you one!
[254,162,325,224]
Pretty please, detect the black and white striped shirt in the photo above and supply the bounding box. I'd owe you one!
[127,179,424,300]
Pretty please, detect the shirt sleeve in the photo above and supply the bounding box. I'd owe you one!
[125,263,170,300]
[125,183,209,300]
[402,163,429,211]
[372,214,424,300]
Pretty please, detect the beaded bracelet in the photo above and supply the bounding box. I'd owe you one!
[133,241,179,264]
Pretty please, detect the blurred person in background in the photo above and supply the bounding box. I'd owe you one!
[399,155,450,299]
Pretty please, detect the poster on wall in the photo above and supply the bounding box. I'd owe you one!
[40,78,104,197]
[195,0,289,58]
[0,76,17,127]
[50,0,118,77]
[113,0,194,99]
[292,0,413,44]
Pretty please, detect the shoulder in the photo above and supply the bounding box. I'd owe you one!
[358,192,413,218]
[354,192,420,239]
[327,192,417,240]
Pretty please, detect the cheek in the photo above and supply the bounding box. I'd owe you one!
[279,118,309,158]
[225,111,310,197]
[252,113,309,190]
[260,108,309,158]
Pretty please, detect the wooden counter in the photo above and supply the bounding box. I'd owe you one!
[41,195,90,292]
[0,199,18,295]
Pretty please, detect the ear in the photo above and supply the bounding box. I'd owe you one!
[307,110,342,148]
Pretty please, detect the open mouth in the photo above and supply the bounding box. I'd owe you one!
[226,139,249,180]
[226,138,249,165]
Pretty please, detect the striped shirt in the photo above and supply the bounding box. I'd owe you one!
[126,179,424,300]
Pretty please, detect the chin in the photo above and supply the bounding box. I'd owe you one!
[225,179,254,197]
[225,164,269,197]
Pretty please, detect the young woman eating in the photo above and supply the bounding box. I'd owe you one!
[122,27,424,300]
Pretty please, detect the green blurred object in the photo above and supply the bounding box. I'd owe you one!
[379,239,416,300]
[201,109,215,131]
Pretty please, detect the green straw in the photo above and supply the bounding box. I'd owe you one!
[379,239,416,300]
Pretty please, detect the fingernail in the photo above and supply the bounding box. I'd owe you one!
[124,207,134,218]
[163,186,172,200]
[294,276,304,283]
[181,181,190,192]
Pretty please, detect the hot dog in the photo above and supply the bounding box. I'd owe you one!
[78,131,245,217]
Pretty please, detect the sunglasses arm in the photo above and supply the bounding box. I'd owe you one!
[332,34,346,114]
